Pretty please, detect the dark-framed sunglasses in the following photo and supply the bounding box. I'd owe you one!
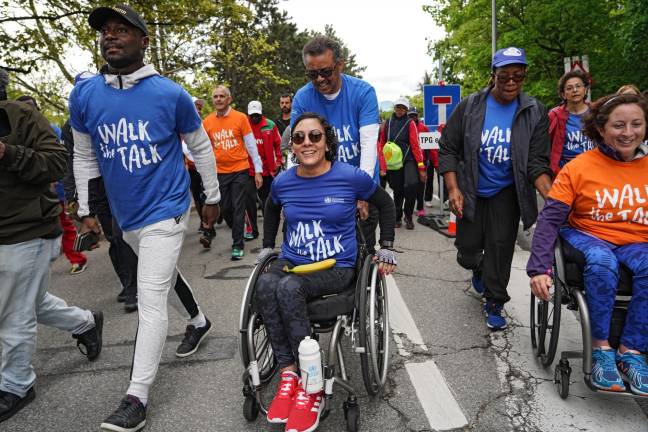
[291,130,324,145]
[495,72,526,83]
[305,66,336,80]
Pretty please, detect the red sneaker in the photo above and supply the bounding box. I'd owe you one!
[266,371,299,423]
[285,387,323,432]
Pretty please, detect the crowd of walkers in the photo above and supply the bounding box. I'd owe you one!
[1,2,647,432]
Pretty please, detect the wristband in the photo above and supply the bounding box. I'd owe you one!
[417,162,425,168]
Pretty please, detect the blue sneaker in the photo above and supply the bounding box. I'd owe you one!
[616,351,648,396]
[483,301,507,330]
[471,274,485,296]
[591,348,625,392]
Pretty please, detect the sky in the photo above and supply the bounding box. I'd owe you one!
[279,0,446,105]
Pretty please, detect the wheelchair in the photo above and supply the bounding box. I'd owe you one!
[238,243,390,431]
[530,236,641,399]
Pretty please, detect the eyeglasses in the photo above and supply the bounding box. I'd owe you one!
[495,72,526,83]
[291,130,324,145]
[306,66,336,80]
[565,83,585,92]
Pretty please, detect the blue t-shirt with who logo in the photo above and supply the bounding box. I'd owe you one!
[477,94,518,197]
[291,74,380,183]
[271,162,377,267]
[560,111,594,167]
[69,74,201,231]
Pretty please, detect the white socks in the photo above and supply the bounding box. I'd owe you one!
[188,310,207,328]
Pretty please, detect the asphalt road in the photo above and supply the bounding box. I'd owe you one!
[2,206,647,432]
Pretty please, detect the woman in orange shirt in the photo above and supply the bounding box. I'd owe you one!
[527,93,648,395]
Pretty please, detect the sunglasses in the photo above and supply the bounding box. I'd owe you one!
[565,83,585,92]
[495,72,526,83]
[305,66,336,80]
[291,130,324,145]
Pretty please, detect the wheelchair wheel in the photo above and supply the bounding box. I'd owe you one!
[554,359,571,399]
[239,253,278,383]
[247,312,278,384]
[343,398,360,432]
[243,394,259,421]
[530,265,562,367]
[358,255,390,396]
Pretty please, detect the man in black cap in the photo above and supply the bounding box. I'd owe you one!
[69,5,221,431]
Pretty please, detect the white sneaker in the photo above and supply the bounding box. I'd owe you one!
[424,201,433,208]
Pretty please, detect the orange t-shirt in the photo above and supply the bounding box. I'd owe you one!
[202,109,253,174]
[549,147,648,245]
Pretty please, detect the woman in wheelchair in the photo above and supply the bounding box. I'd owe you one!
[527,93,648,396]
[254,112,397,431]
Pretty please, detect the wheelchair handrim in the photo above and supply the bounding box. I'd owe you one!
[369,265,390,387]
[238,254,278,367]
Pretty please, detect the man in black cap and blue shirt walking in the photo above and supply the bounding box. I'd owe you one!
[439,47,552,330]
[69,4,221,431]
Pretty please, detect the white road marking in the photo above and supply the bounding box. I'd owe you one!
[386,276,428,353]
[405,361,469,431]
[387,275,468,430]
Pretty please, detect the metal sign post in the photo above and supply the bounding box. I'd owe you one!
[420,66,461,237]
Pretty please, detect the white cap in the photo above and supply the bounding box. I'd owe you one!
[394,97,409,109]
[248,100,262,115]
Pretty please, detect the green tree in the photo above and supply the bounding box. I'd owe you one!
[0,0,366,123]
[425,0,646,106]
[319,24,366,78]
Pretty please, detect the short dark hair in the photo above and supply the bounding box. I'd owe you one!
[279,93,292,101]
[582,93,648,143]
[291,112,338,163]
[16,94,39,111]
[302,35,343,65]
[557,70,589,100]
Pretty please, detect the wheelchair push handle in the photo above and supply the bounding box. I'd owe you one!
[283,258,336,274]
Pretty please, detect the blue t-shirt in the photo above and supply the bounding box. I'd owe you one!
[51,124,65,201]
[271,162,377,267]
[560,111,593,167]
[477,94,518,197]
[69,74,201,231]
[291,74,380,182]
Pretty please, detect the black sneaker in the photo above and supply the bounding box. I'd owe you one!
[199,227,216,249]
[124,294,138,313]
[100,395,146,432]
[175,319,211,358]
[117,287,127,303]
[405,217,414,230]
[73,311,103,361]
[0,387,35,423]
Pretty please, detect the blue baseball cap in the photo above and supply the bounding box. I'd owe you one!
[492,47,527,69]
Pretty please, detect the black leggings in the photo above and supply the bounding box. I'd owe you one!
[386,160,418,221]
[255,260,355,369]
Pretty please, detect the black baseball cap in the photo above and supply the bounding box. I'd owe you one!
[89,4,148,36]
